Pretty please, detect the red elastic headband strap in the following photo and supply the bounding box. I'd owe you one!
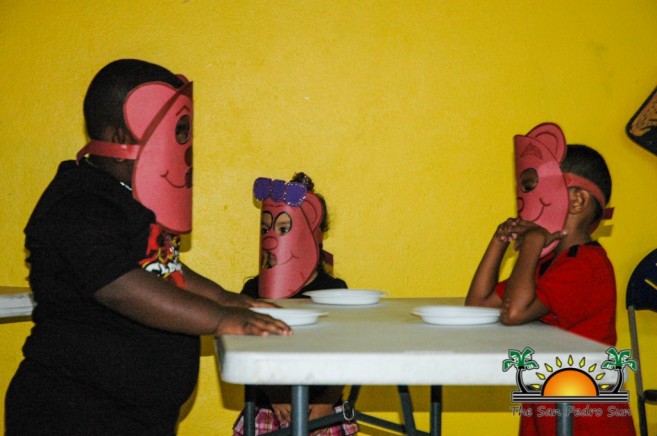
[564,173,614,220]
[76,79,192,164]
[76,140,141,162]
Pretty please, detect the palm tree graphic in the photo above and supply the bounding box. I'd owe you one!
[503,347,539,393]
[601,347,637,393]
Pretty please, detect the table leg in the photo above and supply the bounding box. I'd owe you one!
[397,385,418,435]
[556,402,573,436]
[291,385,309,436]
[244,385,256,436]
[429,385,442,436]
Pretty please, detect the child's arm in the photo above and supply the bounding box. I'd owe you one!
[465,218,517,308]
[182,264,277,308]
[94,269,292,336]
[500,221,565,325]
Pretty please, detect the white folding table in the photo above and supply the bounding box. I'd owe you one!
[215,297,613,435]
[0,286,34,320]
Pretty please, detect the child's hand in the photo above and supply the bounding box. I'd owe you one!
[272,403,292,425]
[308,404,340,435]
[214,307,292,336]
[509,220,566,251]
[248,298,282,309]
[494,217,521,244]
[308,403,336,420]
[272,403,336,430]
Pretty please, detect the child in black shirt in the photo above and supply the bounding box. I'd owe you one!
[5,59,291,436]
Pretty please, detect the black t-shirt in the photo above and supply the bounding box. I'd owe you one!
[18,160,199,430]
[240,268,347,299]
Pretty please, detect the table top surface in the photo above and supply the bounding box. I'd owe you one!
[216,297,611,386]
[0,286,33,319]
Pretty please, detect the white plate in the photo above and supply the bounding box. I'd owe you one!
[412,305,500,325]
[251,308,327,326]
[303,289,387,305]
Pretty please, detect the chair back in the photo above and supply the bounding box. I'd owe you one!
[626,248,657,436]
[626,248,657,312]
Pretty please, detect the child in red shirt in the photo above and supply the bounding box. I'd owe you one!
[466,123,635,435]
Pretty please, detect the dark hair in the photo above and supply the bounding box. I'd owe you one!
[561,144,612,219]
[290,172,329,233]
[83,59,184,140]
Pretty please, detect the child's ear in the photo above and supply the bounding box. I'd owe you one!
[110,126,135,144]
[568,188,590,214]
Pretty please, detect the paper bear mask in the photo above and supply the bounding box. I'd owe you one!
[77,78,194,234]
[253,177,324,298]
[514,123,570,257]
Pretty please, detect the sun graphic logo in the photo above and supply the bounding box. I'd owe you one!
[504,347,636,403]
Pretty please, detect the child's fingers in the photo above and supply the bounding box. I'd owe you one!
[215,310,293,336]
[495,217,520,242]
[273,404,291,424]
[249,299,281,308]
[247,315,293,336]
[495,218,519,243]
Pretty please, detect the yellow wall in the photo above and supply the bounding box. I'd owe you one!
[2,1,657,434]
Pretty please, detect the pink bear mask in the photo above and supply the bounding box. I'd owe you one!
[514,123,612,257]
[77,77,194,235]
[253,177,324,299]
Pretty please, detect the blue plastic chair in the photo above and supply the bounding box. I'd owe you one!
[626,249,657,436]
